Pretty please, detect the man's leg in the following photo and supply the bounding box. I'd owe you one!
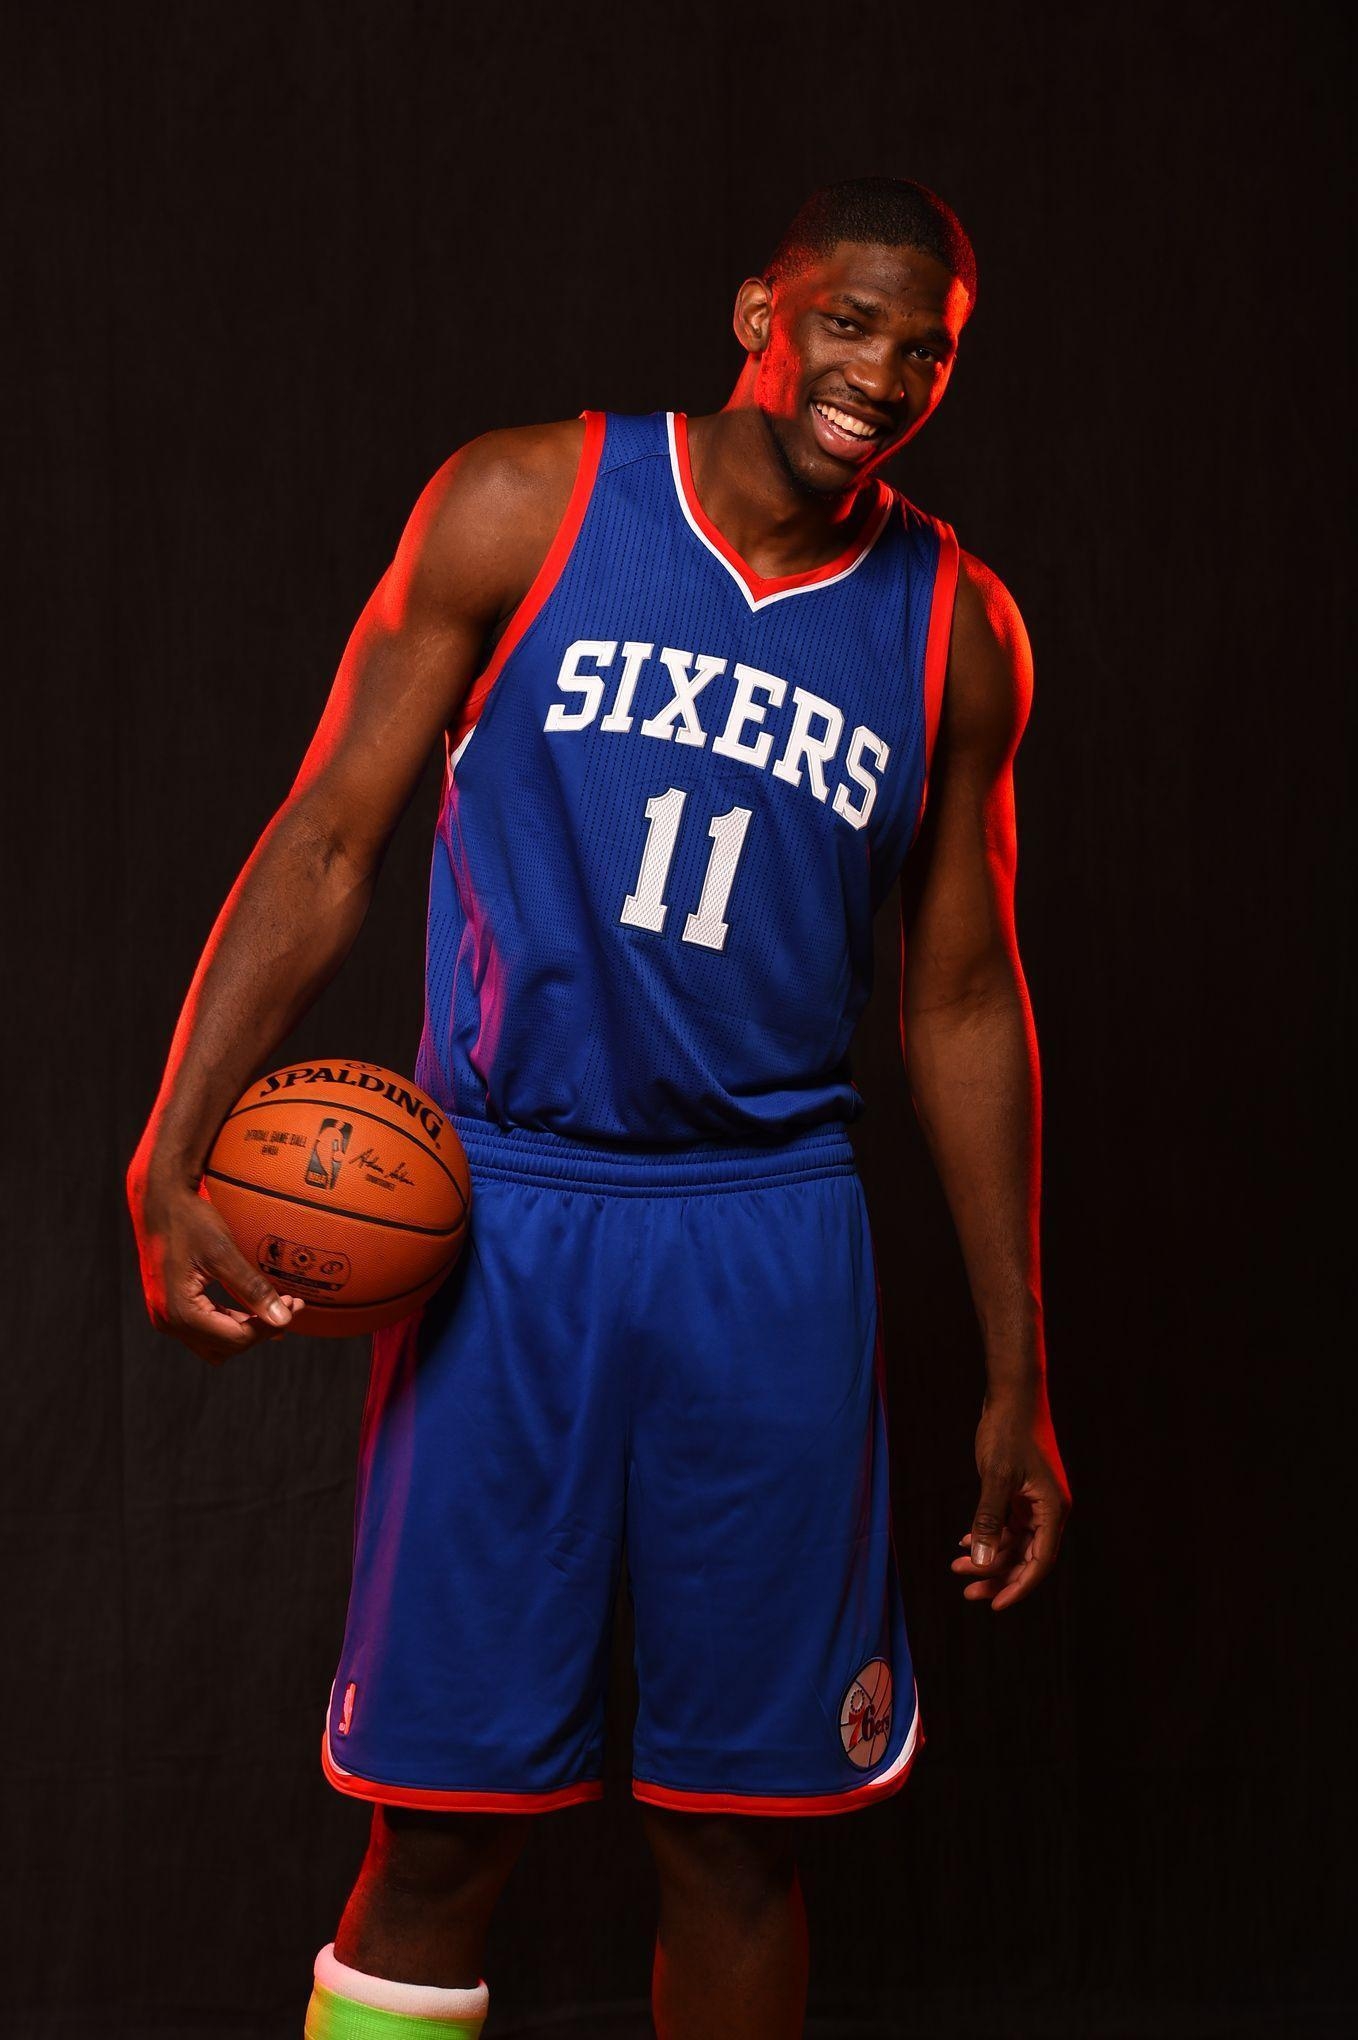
[314,1153,627,2027]
[642,1807,809,2040]
[334,1805,531,1986]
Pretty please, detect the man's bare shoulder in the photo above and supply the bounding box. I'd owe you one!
[382,418,586,627]
[446,416,587,517]
[942,547,1035,761]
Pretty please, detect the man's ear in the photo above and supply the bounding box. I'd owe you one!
[733,275,774,354]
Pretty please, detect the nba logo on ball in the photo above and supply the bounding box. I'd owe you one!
[840,1658,893,1768]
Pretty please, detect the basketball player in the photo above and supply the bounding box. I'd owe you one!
[127,179,1071,2040]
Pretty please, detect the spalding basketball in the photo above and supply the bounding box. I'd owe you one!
[204,1060,470,1335]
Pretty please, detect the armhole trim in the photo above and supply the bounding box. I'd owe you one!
[921,519,960,778]
[900,520,962,1061]
[901,516,961,859]
[448,409,607,751]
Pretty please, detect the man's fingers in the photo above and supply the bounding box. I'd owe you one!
[174,1293,265,1363]
[988,1534,1056,1610]
[957,1532,1029,1600]
[219,1295,306,1331]
[174,1289,305,1363]
[953,1524,1019,1574]
[988,1504,1066,1611]
[136,1188,308,1365]
[954,1493,1066,1611]
[967,1477,1015,1570]
[201,1234,293,1327]
[183,1290,275,1348]
[216,1305,291,1344]
[988,1560,1050,1611]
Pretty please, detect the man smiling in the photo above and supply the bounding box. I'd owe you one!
[128,176,1070,2039]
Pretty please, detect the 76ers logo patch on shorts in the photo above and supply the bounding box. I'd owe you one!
[840,1658,893,1769]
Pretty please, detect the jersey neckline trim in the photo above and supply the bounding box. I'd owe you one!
[666,410,892,612]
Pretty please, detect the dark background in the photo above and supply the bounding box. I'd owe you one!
[3,1,1351,2035]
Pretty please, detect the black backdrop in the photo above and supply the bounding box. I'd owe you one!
[3,2,1351,2035]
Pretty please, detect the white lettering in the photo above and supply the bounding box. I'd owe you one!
[543,640,616,732]
[639,648,726,747]
[599,641,654,733]
[832,726,891,830]
[712,664,787,769]
[545,636,891,836]
[771,686,845,802]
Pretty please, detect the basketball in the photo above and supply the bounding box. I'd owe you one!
[203,1060,470,1335]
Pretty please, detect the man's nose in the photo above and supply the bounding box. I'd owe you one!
[843,351,904,406]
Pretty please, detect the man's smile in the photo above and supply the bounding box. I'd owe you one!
[808,396,895,462]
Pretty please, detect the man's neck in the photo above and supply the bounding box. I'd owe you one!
[684,402,877,581]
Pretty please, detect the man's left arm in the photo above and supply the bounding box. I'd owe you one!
[899,550,1072,1612]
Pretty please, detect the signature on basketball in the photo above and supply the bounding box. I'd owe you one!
[350,1147,415,1193]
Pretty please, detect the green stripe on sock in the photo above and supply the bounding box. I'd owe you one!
[304,1979,484,2040]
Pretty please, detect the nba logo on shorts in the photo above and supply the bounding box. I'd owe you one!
[337,1682,357,1737]
[840,1659,893,1769]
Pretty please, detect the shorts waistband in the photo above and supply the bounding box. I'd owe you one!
[450,1115,857,1195]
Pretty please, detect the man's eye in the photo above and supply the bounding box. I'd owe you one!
[827,315,861,333]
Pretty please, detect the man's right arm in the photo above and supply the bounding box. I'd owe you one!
[127,419,584,1363]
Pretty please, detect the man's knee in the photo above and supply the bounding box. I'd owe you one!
[641,1807,799,1913]
[363,1805,531,1906]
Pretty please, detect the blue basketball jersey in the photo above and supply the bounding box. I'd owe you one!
[414,409,959,1145]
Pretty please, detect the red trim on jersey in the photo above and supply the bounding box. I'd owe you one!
[921,518,960,778]
[900,519,963,1056]
[448,408,607,751]
[321,1728,603,1814]
[901,515,962,870]
[672,411,891,602]
[631,1732,921,1820]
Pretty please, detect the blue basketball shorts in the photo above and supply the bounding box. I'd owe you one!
[321,1116,922,1817]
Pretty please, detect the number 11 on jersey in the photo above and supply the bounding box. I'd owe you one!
[620,786,753,954]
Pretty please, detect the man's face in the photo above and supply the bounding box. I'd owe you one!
[736,240,970,494]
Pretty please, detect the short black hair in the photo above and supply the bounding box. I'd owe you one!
[764,176,977,307]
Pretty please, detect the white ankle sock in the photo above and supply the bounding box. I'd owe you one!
[314,1942,490,2022]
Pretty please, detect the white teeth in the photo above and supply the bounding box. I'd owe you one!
[814,402,876,440]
